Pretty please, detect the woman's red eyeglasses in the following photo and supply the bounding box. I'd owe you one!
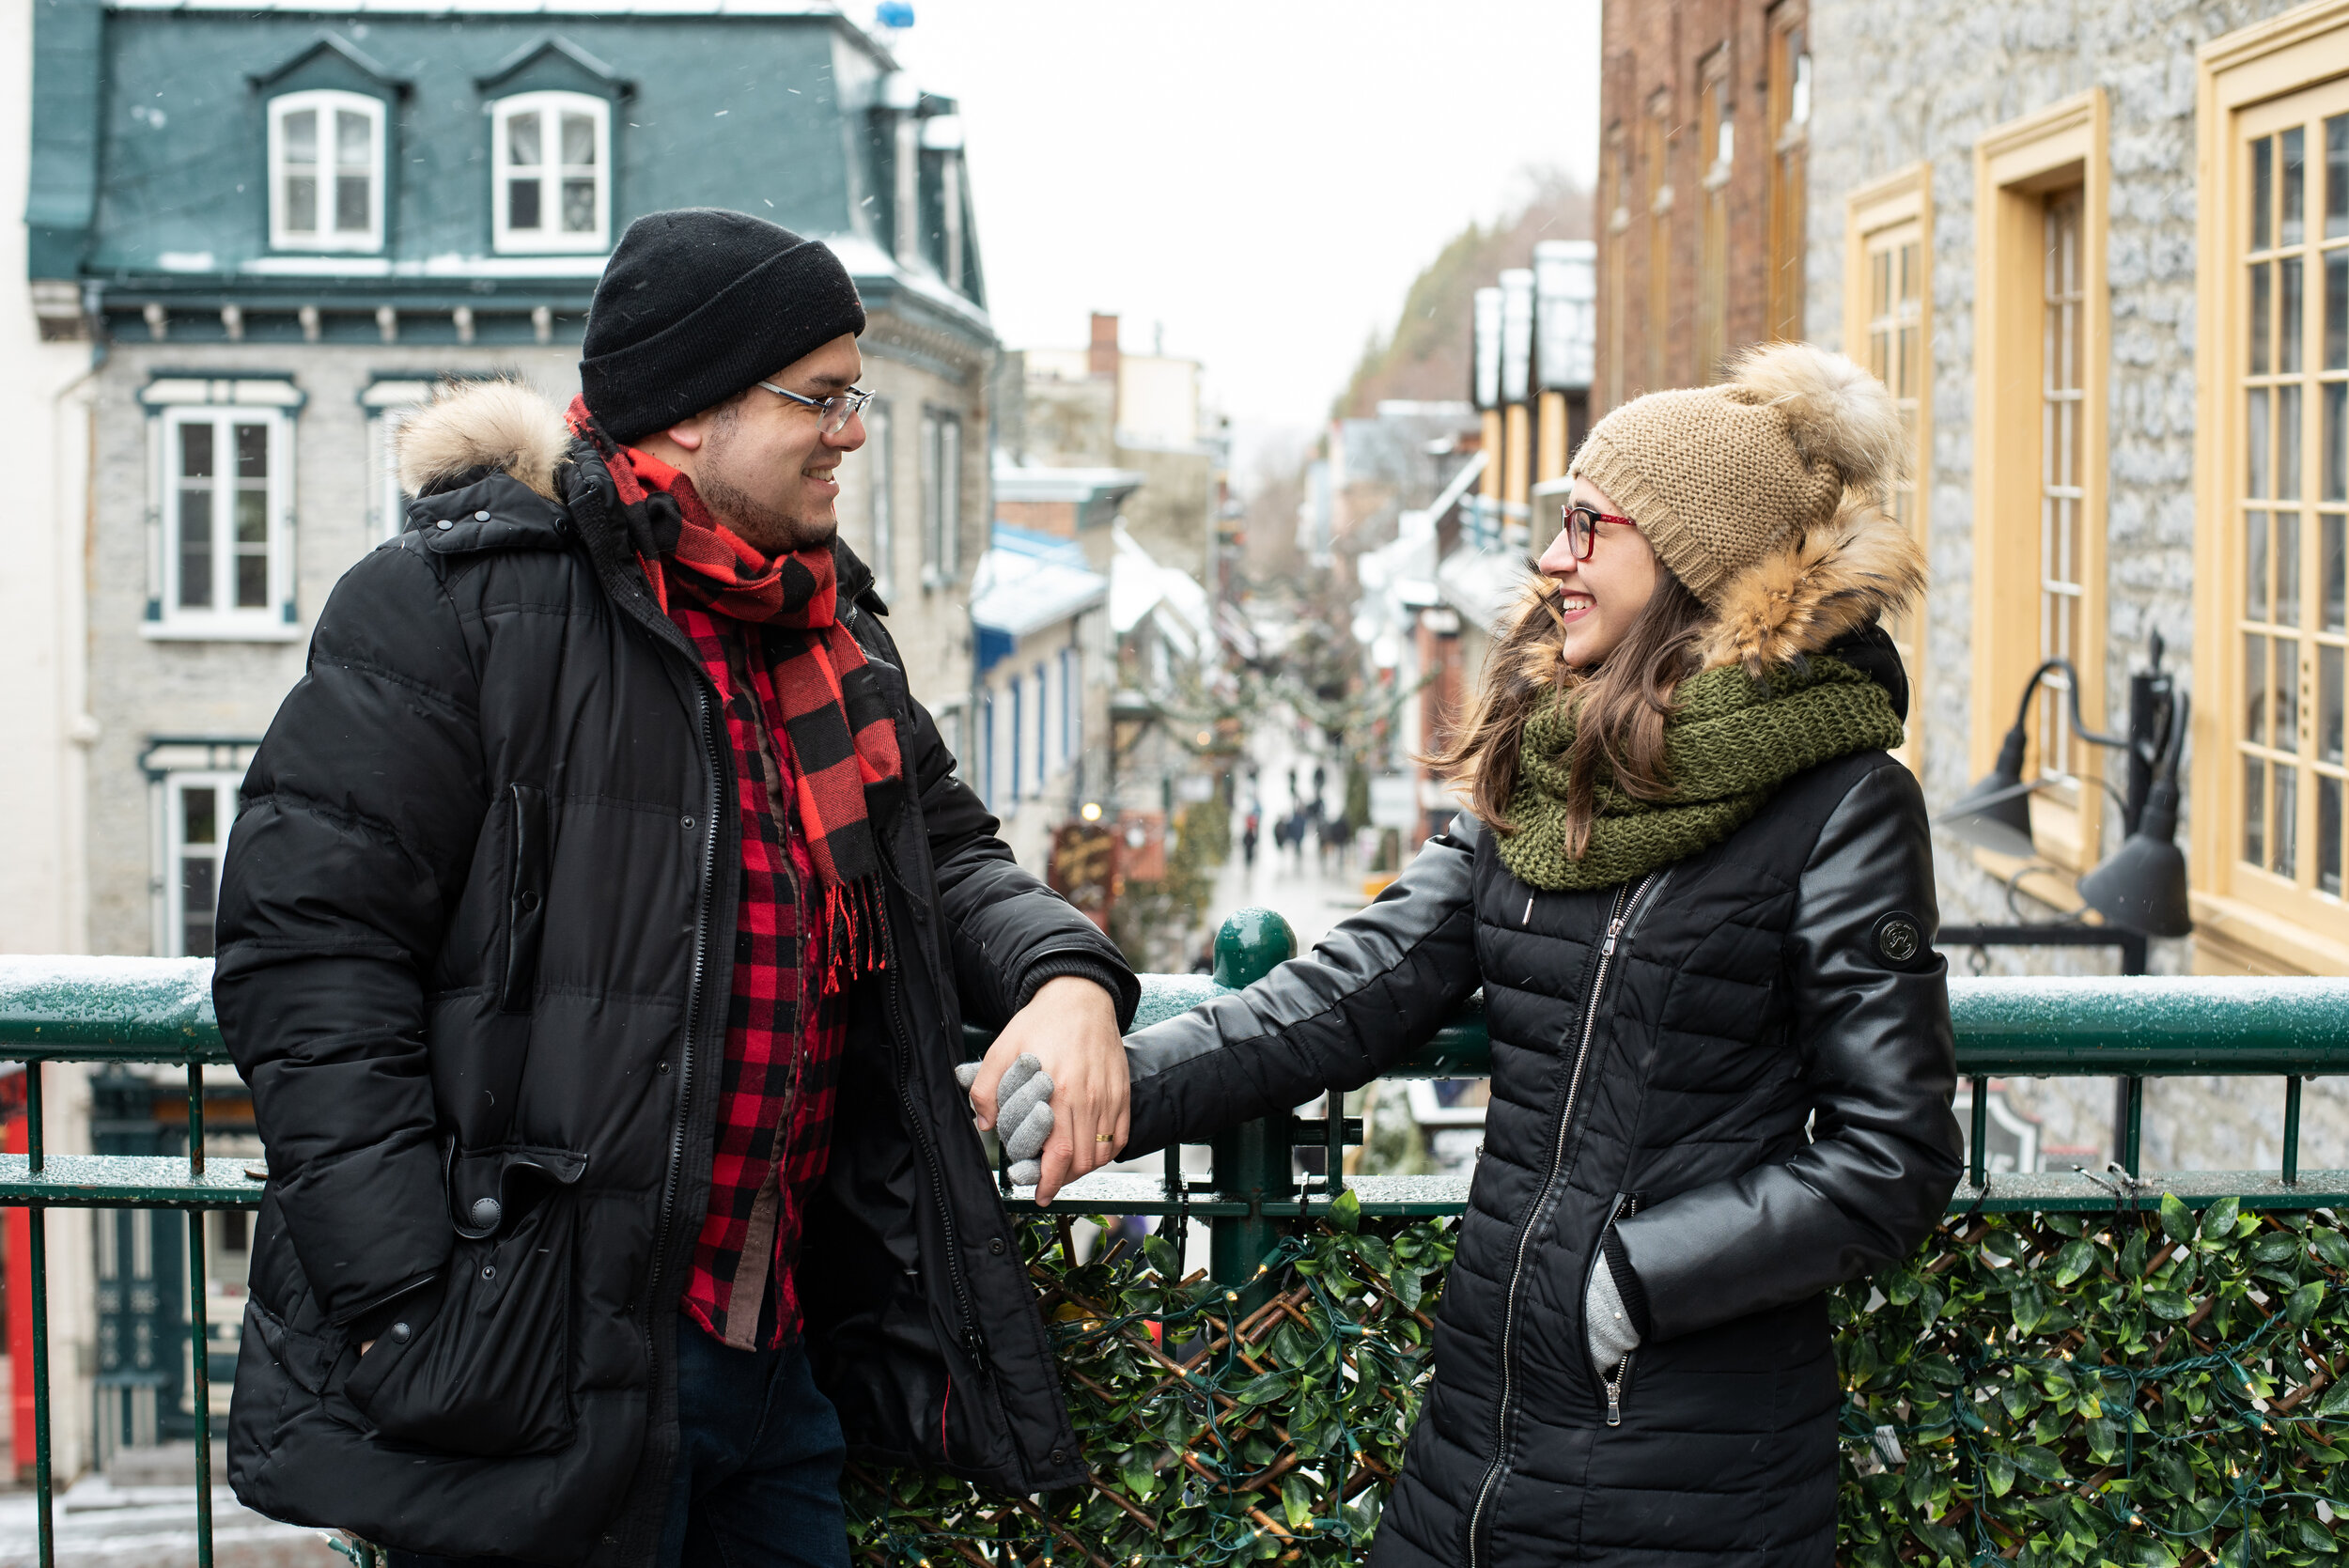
[1560,503,1637,561]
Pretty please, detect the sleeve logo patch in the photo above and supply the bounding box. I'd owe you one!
[1874,911,1923,965]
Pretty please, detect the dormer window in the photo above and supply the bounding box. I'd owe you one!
[269,89,384,251]
[492,92,610,253]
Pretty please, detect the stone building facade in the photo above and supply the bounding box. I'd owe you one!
[1593,0,2349,1175]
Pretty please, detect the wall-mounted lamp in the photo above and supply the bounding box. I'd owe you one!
[1937,633,2189,939]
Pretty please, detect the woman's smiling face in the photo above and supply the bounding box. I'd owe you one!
[1535,476,1660,669]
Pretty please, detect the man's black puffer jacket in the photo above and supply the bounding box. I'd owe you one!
[213,384,1137,1566]
[1121,629,1964,1567]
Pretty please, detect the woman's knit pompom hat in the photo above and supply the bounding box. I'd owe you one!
[1569,343,1906,607]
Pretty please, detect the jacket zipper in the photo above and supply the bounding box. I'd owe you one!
[876,835,994,1385]
[1466,870,1661,1568]
[1603,1193,1641,1428]
[649,683,723,1331]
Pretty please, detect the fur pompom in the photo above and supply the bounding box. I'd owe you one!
[1725,341,1906,495]
[396,379,569,501]
[1698,492,1926,678]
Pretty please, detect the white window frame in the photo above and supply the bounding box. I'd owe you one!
[921,408,962,586]
[864,398,894,600]
[159,771,241,959]
[268,89,385,253]
[364,379,438,541]
[151,402,297,637]
[490,91,612,255]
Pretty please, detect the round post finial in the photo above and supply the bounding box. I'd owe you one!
[1211,908,1297,989]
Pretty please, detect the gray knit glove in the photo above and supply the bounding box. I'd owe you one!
[956,1055,1055,1186]
[1586,1252,1641,1376]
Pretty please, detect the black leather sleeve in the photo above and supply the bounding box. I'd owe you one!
[1611,763,1965,1342]
[1121,816,1484,1157]
[905,695,1140,1032]
[212,543,481,1326]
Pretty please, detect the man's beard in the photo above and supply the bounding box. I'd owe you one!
[697,409,837,558]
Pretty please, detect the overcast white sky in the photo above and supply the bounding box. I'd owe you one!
[882,1,1601,469]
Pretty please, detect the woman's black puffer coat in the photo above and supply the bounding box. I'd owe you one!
[1121,629,1965,1567]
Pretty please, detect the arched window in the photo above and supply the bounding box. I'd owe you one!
[491,91,610,253]
[269,89,384,251]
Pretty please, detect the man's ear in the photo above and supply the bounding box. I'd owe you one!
[661,416,708,453]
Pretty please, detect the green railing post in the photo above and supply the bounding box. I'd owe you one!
[1206,909,1297,1306]
[27,1060,52,1568]
[2284,1075,2304,1187]
[187,1063,212,1568]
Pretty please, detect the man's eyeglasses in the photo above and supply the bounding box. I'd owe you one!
[756,380,875,438]
[1560,502,1637,561]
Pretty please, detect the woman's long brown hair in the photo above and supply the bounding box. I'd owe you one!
[1424,567,1711,857]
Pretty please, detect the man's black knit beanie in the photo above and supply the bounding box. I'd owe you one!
[580,208,865,443]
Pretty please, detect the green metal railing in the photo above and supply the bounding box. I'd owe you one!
[1,918,2345,1564]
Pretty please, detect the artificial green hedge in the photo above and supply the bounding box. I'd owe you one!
[845,1194,2349,1566]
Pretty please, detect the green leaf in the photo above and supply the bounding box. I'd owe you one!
[1233,1372,1289,1405]
[2312,1228,2349,1270]
[1910,1519,1967,1562]
[2160,1192,2196,1244]
[2053,1237,2099,1286]
[2296,1518,2337,1550]
[1280,1474,1314,1532]
[2199,1195,2240,1245]
[2010,1444,2072,1484]
[1120,1444,1162,1499]
[2141,1287,2193,1321]
[2287,1280,2326,1327]
[1325,1188,1361,1234]
[1983,1451,2015,1497]
[2252,1233,2301,1264]
[2318,1378,2349,1419]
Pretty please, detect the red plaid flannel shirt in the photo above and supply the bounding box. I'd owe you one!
[672,596,848,1352]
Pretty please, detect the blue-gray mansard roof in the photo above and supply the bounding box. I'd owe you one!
[27,0,988,348]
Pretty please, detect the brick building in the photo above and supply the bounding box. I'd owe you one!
[1593,0,1813,405]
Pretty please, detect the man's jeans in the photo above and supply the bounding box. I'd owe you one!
[386,1317,850,1568]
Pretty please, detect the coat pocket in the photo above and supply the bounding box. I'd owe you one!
[497,783,549,1014]
[343,1190,577,1456]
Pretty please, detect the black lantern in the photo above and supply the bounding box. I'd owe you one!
[1937,633,2188,939]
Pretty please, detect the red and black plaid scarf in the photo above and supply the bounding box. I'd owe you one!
[569,397,901,988]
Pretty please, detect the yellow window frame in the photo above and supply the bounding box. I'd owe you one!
[2191,0,2349,976]
[1843,163,1933,775]
[1971,89,2110,879]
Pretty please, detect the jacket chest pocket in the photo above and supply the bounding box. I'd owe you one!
[342,1191,578,1456]
[497,783,549,1014]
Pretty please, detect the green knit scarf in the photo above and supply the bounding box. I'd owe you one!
[1494,655,1905,892]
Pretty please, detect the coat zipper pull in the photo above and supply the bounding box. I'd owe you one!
[1607,1357,1629,1427]
[1601,914,1626,957]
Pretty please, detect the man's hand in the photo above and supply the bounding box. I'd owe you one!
[967,976,1127,1206]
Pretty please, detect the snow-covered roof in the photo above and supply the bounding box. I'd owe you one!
[969,526,1107,641]
[993,465,1148,505]
[1437,543,1533,633]
[1109,523,1210,656]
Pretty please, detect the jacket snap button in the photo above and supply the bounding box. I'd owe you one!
[389,1321,412,1343]
[1050,1449,1066,1466]
[658,1059,672,1074]
[435,520,453,531]
[681,815,694,830]
[470,1196,503,1229]
[482,1265,496,1281]
[988,1238,1005,1256]
[518,891,540,912]
[474,510,491,521]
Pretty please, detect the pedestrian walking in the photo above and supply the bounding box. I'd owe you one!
[213,209,1138,1568]
[1121,344,1964,1566]
[1242,805,1260,869]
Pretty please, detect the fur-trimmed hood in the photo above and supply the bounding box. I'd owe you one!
[395,378,572,503]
